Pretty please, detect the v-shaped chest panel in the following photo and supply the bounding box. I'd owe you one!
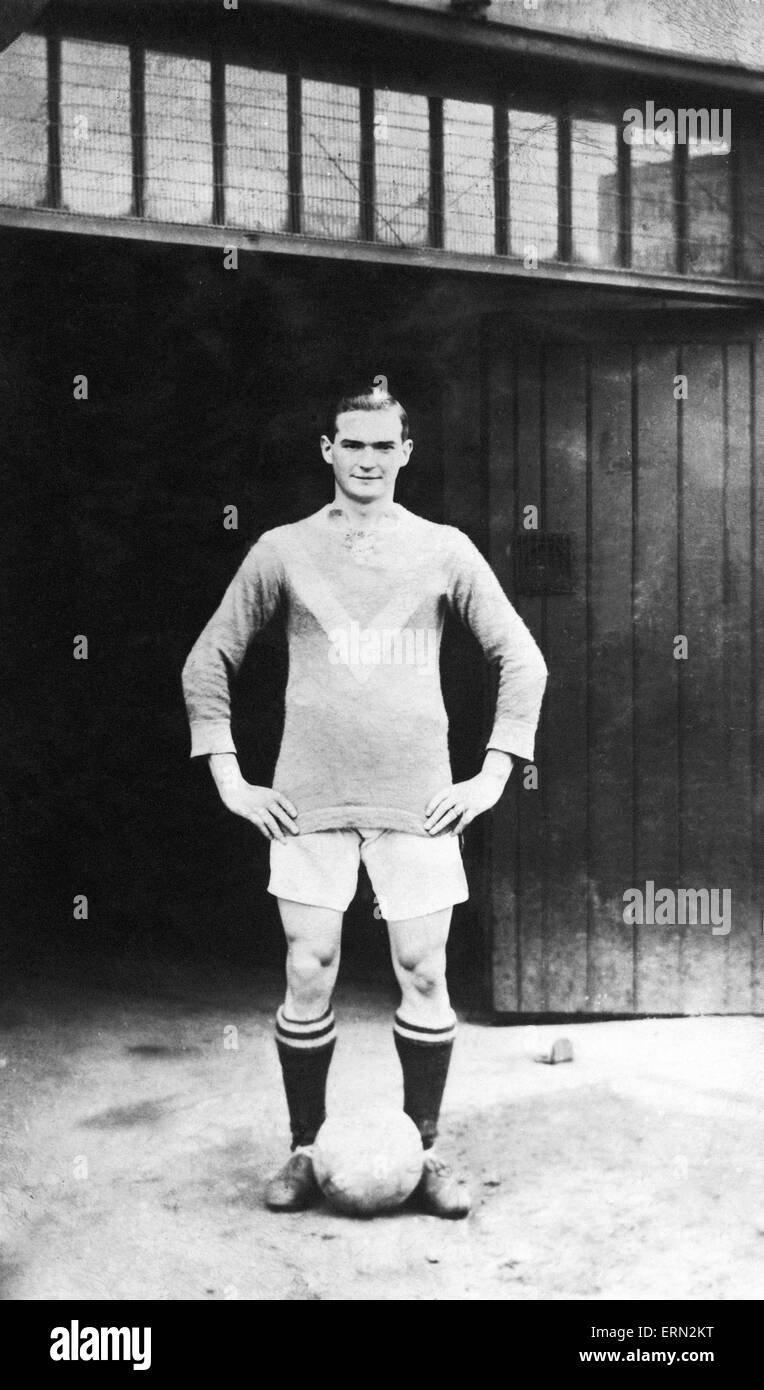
[278,538,447,685]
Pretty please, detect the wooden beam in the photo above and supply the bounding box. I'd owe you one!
[359,83,375,243]
[493,104,508,259]
[129,44,145,219]
[45,32,61,209]
[286,67,301,235]
[210,44,225,226]
[617,121,631,270]
[557,110,571,264]
[46,0,764,99]
[1,204,763,302]
[675,140,689,278]
[428,96,443,250]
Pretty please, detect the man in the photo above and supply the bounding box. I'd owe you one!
[182,385,547,1218]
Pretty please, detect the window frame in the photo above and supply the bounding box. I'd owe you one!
[4,9,760,291]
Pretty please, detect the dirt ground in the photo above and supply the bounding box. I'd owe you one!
[1,969,763,1302]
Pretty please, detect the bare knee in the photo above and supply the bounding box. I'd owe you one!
[286,942,339,1014]
[289,940,338,983]
[279,900,342,1016]
[397,946,448,1002]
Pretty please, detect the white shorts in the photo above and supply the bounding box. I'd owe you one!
[268,827,469,921]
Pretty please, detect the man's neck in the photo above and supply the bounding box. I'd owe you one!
[331,490,398,525]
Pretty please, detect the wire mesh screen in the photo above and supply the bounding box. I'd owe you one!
[301,79,361,240]
[741,126,764,279]
[226,63,289,233]
[571,118,620,266]
[508,109,558,259]
[374,88,430,247]
[144,53,213,225]
[443,98,494,255]
[0,29,762,283]
[630,139,676,273]
[687,140,733,277]
[0,32,47,207]
[60,39,132,217]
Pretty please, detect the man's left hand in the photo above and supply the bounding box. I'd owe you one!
[424,771,507,836]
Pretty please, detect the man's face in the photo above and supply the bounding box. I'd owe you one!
[320,407,413,504]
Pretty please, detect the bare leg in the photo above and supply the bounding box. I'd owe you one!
[278,898,343,1019]
[387,907,455,1146]
[387,907,453,1028]
[272,899,343,1161]
[386,906,469,1215]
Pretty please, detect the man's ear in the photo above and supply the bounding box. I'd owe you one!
[400,438,413,466]
[320,433,335,464]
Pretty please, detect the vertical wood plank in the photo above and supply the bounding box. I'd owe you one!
[440,320,491,1004]
[722,342,754,1010]
[542,344,589,1011]
[633,345,683,1012]
[485,324,519,1010]
[588,346,635,1011]
[441,320,483,536]
[513,346,547,1011]
[679,344,728,1011]
[752,337,764,1012]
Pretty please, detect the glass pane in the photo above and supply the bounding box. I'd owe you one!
[443,99,494,254]
[630,138,676,272]
[374,88,429,246]
[686,135,732,277]
[60,40,132,217]
[508,109,558,260]
[571,118,619,265]
[145,53,212,224]
[0,33,47,208]
[740,125,764,280]
[226,65,288,232]
[302,79,360,239]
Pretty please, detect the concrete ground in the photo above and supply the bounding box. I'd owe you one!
[1,970,763,1301]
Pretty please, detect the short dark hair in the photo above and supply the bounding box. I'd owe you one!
[324,386,409,442]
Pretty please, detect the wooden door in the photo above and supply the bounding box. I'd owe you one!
[485,325,764,1014]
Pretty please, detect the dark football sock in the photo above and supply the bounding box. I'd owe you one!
[275,1005,337,1150]
[393,1011,457,1150]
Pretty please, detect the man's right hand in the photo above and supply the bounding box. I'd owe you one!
[207,754,298,841]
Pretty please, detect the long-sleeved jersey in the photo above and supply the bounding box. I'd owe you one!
[182,502,548,835]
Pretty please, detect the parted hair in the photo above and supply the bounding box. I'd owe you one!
[323,385,409,442]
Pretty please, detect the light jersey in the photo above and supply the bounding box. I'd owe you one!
[182,501,548,836]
